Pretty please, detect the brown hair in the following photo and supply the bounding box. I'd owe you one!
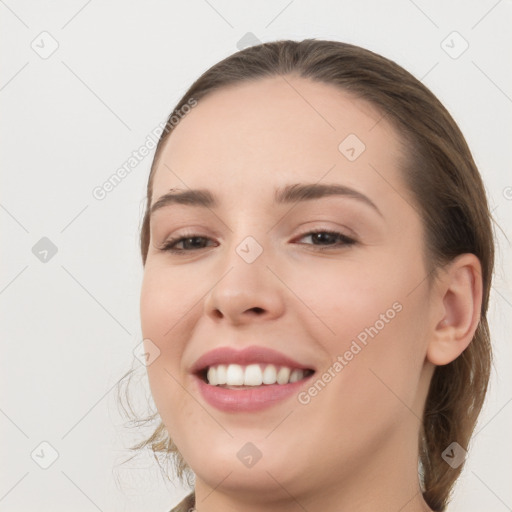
[124,39,494,511]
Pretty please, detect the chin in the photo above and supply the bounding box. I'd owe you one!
[183,432,312,496]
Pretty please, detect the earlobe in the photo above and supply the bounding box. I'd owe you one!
[426,254,483,366]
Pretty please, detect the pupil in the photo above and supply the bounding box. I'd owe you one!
[314,232,335,244]
[185,237,204,249]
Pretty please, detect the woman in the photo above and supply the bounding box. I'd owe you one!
[133,39,494,511]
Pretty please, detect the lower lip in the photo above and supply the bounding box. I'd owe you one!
[194,374,314,412]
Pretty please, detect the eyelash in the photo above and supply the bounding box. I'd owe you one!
[158,229,357,254]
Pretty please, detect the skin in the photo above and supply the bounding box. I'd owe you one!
[140,75,482,512]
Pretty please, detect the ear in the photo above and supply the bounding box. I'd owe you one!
[426,254,483,366]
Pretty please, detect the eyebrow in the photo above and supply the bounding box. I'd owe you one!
[150,183,383,218]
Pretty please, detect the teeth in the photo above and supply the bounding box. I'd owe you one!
[289,369,303,383]
[276,366,291,384]
[216,364,227,385]
[226,364,245,385]
[262,364,277,384]
[207,366,217,386]
[205,363,308,386]
[244,364,263,386]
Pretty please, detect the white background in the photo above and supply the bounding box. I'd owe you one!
[1,1,511,511]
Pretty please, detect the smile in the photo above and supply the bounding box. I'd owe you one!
[191,346,316,412]
[205,363,314,387]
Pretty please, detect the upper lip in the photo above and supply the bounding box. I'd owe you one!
[190,346,315,375]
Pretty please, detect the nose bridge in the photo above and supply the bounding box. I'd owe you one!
[221,211,273,270]
[203,226,285,324]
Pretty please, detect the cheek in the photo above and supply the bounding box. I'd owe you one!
[290,253,429,401]
[140,264,199,341]
[282,255,401,345]
[297,303,427,464]
[140,267,196,419]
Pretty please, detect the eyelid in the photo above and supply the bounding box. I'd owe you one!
[158,226,358,255]
[154,224,220,245]
[293,229,357,248]
[157,230,216,251]
[293,223,357,240]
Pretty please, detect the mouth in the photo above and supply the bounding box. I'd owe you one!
[198,363,315,388]
[190,346,316,412]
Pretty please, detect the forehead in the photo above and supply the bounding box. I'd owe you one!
[151,75,406,205]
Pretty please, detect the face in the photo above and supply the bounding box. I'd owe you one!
[140,76,437,502]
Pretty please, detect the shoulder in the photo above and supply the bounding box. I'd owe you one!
[168,492,195,512]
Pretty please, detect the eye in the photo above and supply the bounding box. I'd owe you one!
[294,229,357,249]
[158,229,356,255]
[159,234,216,253]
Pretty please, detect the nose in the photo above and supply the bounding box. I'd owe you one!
[203,241,286,326]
